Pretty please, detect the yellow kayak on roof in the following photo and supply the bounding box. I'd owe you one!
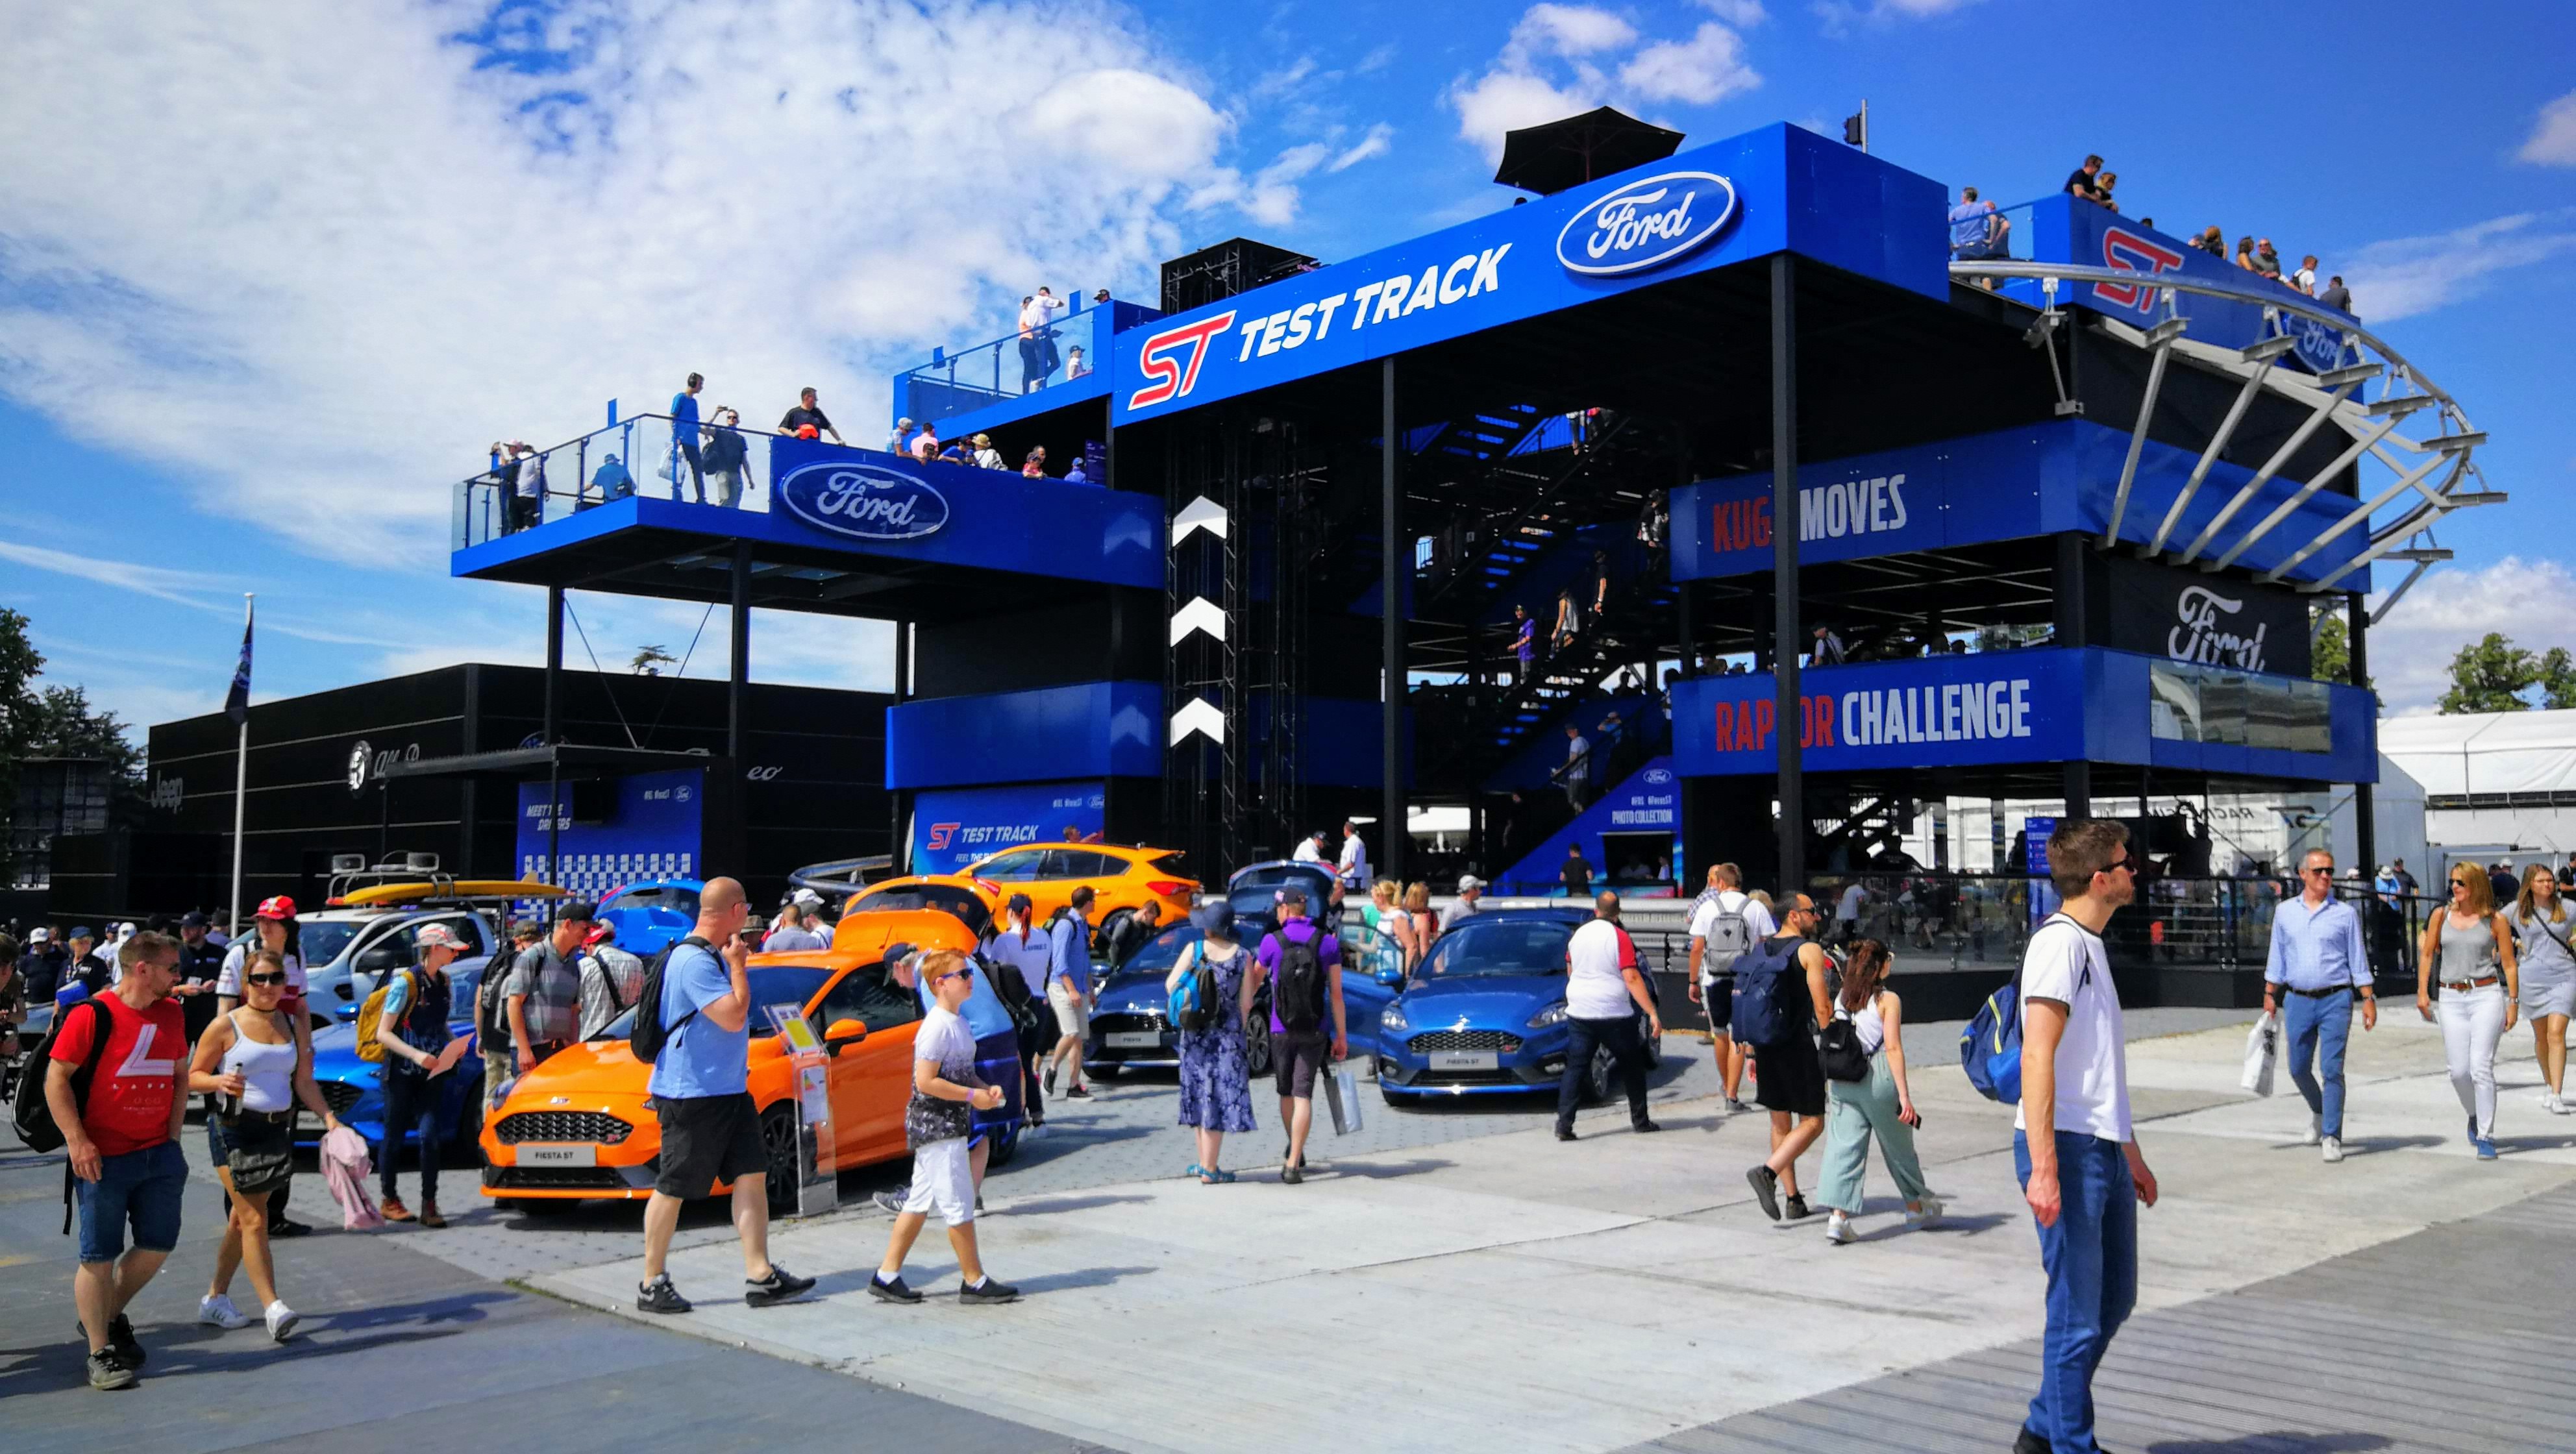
[336,880,573,907]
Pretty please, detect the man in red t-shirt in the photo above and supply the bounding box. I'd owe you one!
[47,930,188,1390]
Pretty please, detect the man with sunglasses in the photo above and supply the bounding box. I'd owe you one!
[2264,848,2376,1163]
[2013,819,2159,1454]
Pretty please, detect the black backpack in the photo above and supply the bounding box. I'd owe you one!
[478,948,523,1057]
[1272,928,1329,1033]
[628,936,711,1064]
[12,998,110,1154]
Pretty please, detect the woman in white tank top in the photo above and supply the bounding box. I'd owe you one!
[1814,939,1940,1243]
[186,950,344,1342]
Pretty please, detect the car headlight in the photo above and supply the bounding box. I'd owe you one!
[1379,1004,1408,1033]
[1526,1003,1568,1029]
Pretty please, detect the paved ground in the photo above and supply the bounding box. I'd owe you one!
[7,1002,2564,1453]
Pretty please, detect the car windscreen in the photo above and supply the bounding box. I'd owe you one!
[297,921,365,966]
[1111,925,1202,982]
[592,964,832,1039]
[1417,920,1573,979]
[853,885,992,938]
[605,884,699,918]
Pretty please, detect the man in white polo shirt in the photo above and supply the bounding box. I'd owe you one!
[2014,818,2161,1454]
[1552,892,1663,1141]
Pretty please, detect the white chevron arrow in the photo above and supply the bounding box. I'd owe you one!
[1169,596,1226,646]
[1172,495,1229,545]
[1170,696,1226,745]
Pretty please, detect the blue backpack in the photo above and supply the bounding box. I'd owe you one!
[1960,913,2089,1103]
[1169,943,1224,1033]
[1729,935,1807,1046]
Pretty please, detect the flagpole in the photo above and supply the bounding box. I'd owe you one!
[229,594,253,936]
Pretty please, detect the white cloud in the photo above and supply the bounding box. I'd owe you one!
[1813,0,1981,34]
[1330,124,1395,173]
[1189,142,1337,226]
[1696,0,1770,23]
[2336,213,2576,322]
[1509,5,1639,60]
[1451,69,1601,164]
[2370,556,2576,715]
[2520,90,2576,166]
[1251,56,1318,101]
[0,1,1286,566]
[1620,23,1761,106]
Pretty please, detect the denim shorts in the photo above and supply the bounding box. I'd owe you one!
[76,1140,188,1264]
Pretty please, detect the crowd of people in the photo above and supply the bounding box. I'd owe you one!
[1946,154,2357,315]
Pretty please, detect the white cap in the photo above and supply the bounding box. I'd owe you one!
[1458,876,1487,892]
[28,926,49,943]
[792,887,824,907]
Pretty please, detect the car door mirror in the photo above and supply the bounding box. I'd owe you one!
[355,943,407,974]
[1374,965,1405,987]
[824,1018,868,1056]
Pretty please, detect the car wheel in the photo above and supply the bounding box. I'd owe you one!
[1585,1043,1617,1104]
[986,1122,1021,1168]
[1245,1025,1272,1079]
[1090,1059,1123,1080]
[445,1081,486,1168]
[760,1103,808,1216]
[1095,908,1134,958]
[1380,1081,1406,1107]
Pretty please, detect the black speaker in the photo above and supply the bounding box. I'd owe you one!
[568,778,612,824]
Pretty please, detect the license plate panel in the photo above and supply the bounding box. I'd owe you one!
[1430,1050,1498,1070]
[520,1144,597,1168]
[1106,1031,1164,1049]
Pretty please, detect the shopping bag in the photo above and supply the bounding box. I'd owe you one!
[1322,1065,1362,1136]
[2240,1010,2279,1097]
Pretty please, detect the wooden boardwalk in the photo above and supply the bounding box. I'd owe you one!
[1623,1183,2576,1454]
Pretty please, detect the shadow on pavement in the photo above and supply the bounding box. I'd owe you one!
[2146,1434,2390,1453]
[1306,1157,1454,1181]
[989,1192,1154,1216]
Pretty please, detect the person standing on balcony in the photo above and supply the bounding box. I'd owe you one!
[700,408,749,508]
[971,433,1004,470]
[888,417,915,455]
[1066,345,1091,378]
[1809,622,1847,666]
[1017,295,1045,392]
[2063,154,2107,204]
[2094,171,2120,213]
[2318,275,2353,313]
[1948,186,2008,273]
[908,421,940,463]
[1031,286,1066,378]
[668,373,706,502]
[778,387,843,445]
[506,443,543,533]
[2292,255,2320,296]
[2262,848,2375,1164]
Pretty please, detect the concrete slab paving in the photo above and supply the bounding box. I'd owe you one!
[522,1009,2575,1453]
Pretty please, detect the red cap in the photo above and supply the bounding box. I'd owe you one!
[256,895,297,920]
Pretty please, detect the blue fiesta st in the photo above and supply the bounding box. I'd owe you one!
[1374,908,1661,1105]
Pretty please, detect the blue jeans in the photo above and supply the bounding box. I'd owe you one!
[75,1140,188,1264]
[379,1066,446,1202]
[2281,989,2353,1137]
[2012,1130,2136,1454]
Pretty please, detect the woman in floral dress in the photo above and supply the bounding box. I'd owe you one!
[1167,903,1258,1182]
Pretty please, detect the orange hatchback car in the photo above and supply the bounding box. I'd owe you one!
[962,842,1198,946]
[478,907,987,1211]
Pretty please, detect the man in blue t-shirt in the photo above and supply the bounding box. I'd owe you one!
[1041,887,1096,1101]
[1949,186,2009,261]
[636,877,811,1316]
[668,372,706,502]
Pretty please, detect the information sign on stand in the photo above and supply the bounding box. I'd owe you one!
[2024,816,2062,928]
[765,1003,839,1217]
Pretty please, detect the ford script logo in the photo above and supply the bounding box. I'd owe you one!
[1556,171,1739,277]
[777,461,950,542]
[2170,585,2268,672]
[1643,768,1674,785]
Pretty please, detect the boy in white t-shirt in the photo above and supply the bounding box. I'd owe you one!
[2013,819,2161,1454]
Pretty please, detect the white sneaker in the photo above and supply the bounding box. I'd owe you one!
[1823,1211,1855,1245]
[2321,1135,2345,1163]
[2550,1094,2572,1116]
[1905,1196,1944,1229]
[2300,1114,2322,1147]
[199,1293,251,1330]
[264,1300,300,1344]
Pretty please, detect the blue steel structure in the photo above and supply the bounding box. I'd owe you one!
[451,117,2490,896]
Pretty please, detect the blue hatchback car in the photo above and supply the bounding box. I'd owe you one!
[1374,908,1661,1105]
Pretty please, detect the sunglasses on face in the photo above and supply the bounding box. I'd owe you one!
[2301,866,2333,876]
[245,972,288,987]
[934,967,973,987]
[2105,854,2136,874]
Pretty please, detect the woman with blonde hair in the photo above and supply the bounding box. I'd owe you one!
[2420,863,2520,1159]
[1814,939,1938,1244]
[2509,863,2574,1114]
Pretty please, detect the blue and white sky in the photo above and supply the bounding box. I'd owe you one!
[2,0,2570,740]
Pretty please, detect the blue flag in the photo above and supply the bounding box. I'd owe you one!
[224,606,253,726]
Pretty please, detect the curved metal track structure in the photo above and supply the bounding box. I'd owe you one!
[1948,258,2496,622]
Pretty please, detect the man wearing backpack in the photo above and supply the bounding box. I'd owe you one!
[636,878,814,1315]
[1686,863,1773,1113]
[45,931,188,1390]
[1254,887,1347,1183]
[2014,819,2158,1454]
[1040,886,1096,1102]
[576,920,648,1042]
[1740,894,1835,1222]
[369,923,473,1226]
[477,920,541,1113]
[505,902,594,1075]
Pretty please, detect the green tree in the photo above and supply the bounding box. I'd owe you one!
[2543,647,2576,711]
[0,608,45,814]
[630,644,678,675]
[2310,610,2375,693]
[2438,632,2540,714]
[26,684,145,784]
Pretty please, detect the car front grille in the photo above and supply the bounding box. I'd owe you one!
[486,1166,626,1190]
[1093,1011,1166,1033]
[1407,1028,1523,1054]
[317,1081,364,1115]
[494,1110,634,1146]
[1413,1067,1526,1087]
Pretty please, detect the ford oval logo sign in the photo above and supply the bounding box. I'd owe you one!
[1556,171,1739,277]
[777,461,950,541]
[1643,768,1674,785]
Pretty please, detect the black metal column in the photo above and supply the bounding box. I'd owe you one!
[543,587,563,881]
[2055,534,2092,819]
[2349,591,2375,874]
[728,542,751,763]
[1770,255,1803,892]
[1381,357,1405,883]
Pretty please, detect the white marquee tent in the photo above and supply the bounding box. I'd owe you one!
[2379,708,2576,870]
